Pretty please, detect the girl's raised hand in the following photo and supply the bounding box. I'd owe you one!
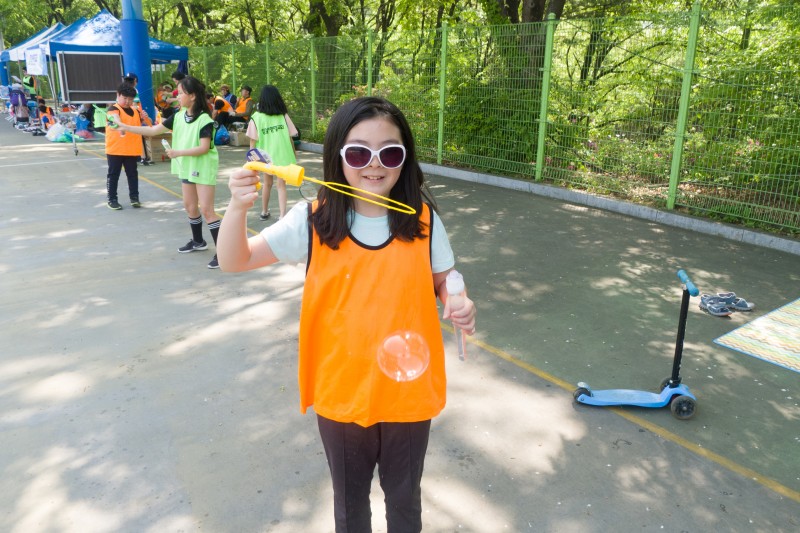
[228,167,261,209]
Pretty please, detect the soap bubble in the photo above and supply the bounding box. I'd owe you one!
[377,330,430,382]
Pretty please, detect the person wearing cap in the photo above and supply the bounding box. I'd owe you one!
[227,85,254,126]
[123,72,155,165]
[219,84,237,107]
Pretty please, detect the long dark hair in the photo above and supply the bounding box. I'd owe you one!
[257,85,288,115]
[313,97,437,249]
[179,76,210,118]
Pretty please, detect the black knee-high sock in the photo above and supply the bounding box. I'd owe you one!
[208,219,221,246]
[189,216,204,243]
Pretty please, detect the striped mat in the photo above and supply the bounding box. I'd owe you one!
[714,298,800,374]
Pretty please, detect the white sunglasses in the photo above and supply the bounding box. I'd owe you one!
[339,144,407,169]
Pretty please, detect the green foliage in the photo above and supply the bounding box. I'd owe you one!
[5,0,798,232]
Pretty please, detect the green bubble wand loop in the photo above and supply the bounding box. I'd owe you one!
[242,160,416,215]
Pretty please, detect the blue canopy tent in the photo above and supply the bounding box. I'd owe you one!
[44,10,187,114]
[1,21,83,98]
[47,10,188,63]
[1,23,68,85]
[1,24,65,62]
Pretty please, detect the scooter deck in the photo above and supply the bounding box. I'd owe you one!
[576,384,694,408]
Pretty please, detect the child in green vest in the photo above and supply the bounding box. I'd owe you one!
[246,85,299,221]
[111,76,222,269]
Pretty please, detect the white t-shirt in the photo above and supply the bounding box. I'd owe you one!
[262,202,455,273]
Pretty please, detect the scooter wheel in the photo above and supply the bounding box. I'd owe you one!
[573,387,592,402]
[670,395,696,420]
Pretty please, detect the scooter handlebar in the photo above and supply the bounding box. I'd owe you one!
[677,269,699,296]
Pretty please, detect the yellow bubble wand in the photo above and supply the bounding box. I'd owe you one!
[243,149,416,215]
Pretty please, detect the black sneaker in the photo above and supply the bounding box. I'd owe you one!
[142,160,154,166]
[207,255,220,269]
[107,200,122,210]
[259,212,271,221]
[131,197,142,208]
[178,240,208,253]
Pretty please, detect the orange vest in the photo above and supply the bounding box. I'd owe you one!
[298,203,445,427]
[215,96,233,114]
[235,97,251,119]
[155,89,170,110]
[136,102,153,126]
[39,109,54,129]
[105,104,143,156]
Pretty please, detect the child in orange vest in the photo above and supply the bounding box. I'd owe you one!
[105,83,144,209]
[217,97,476,532]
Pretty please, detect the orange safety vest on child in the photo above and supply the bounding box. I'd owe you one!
[105,104,143,156]
[39,108,54,129]
[298,203,445,427]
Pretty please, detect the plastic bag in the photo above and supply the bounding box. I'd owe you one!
[45,123,66,142]
[214,125,230,145]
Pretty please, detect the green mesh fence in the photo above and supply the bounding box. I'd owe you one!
[184,2,799,234]
[545,13,690,199]
[676,6,800,231]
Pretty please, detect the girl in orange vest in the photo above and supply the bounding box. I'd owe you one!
[218,97,476,532]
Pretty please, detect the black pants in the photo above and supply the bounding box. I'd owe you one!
[317,415,431,533]
[106,154,139,201]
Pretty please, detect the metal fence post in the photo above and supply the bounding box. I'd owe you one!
[265,40,271,85]
[667,0,702,209]
[535,14,557,182]
[310,39,317,137]
[437,23,449,165]
[367,30,374,96]
[231,45,237,91]
[202,46,208,82]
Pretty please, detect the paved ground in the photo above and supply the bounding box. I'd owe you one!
[1,121,799,532]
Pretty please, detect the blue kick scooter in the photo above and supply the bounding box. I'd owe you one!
[573,269,699,420]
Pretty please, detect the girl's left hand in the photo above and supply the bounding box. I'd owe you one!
[445,296,477,336]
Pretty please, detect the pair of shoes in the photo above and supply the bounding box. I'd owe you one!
[178,240,208,253]
[142,160,154,166]
[207,255,220,269]
[699,296,732,317]
[700,292,755,314]
[107,200,122,210]
[130,197,141,208]
[259,212,271,221]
